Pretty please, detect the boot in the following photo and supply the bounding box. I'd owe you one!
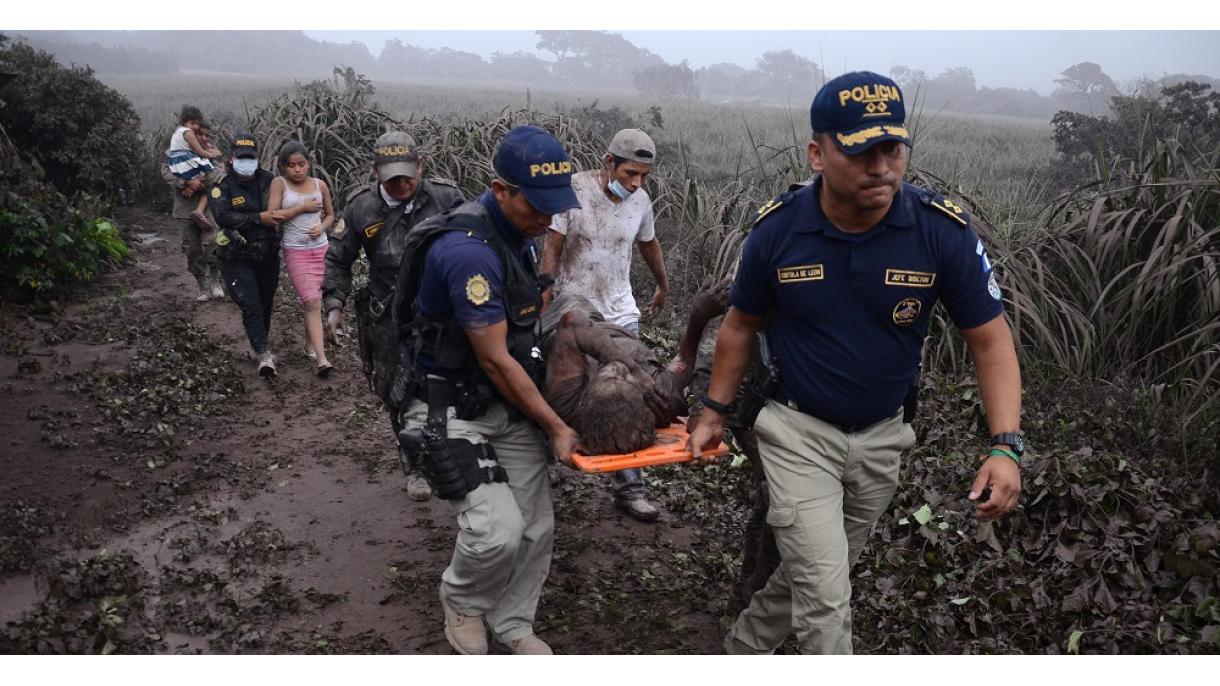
[502,634,553,655]
[441,591,488,655]
[194,276,211,302]
[614,496,660,523]
[210,274,226,299]
[405,472,433,501]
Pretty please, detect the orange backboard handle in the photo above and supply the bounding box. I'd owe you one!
[570,420,730,474]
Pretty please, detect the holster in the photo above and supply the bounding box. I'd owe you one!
[396,375,507,501]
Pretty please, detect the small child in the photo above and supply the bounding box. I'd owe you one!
[166,105,222,182]
[268,141,336,377]
[167,106,224,229]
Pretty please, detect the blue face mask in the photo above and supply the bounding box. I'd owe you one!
[607,178,632,200]
[232,158,258,177]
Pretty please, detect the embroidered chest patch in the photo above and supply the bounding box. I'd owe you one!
[777,264,824,283]
[884,269,936,287]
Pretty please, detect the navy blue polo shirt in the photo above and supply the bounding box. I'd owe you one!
[417,190,538,330]
[731,177,1004,427]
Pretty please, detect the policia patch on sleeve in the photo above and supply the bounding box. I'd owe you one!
[465,274,491,306]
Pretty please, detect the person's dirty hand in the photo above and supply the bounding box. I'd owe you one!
[325,308,348,345]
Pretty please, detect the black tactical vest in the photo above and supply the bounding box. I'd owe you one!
[392,208,544,395]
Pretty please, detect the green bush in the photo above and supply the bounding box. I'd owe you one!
[0,184,127,297]
[0,34,144,195]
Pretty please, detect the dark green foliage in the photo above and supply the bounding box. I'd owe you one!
[0,34,145,194]
[0,147,128,298]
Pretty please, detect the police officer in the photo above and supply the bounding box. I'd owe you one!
[210,132,283,377]
[393,125,580,655]
[688,71,1024,655]
[322,131,464,500]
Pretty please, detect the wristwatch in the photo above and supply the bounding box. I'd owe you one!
[990,432,1026,457]
[701,395,736,415]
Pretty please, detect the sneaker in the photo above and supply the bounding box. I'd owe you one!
[441,591,488,655]
[257,351,277,378]
[405,472,433,501]
[614,496,660,523]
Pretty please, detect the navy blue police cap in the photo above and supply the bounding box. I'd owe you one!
[230,132,260,158]
[810,71,912,155]
[492,125,580,215]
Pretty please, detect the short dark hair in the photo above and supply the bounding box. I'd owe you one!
[609,154,629,168]
[179,105,203,125]
[197,122,211,132]
[276,141,310,171]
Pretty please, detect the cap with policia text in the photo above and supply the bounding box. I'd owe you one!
[492,125,580,215]
[810,71,912,155]
[373,131,421,181]
[230,133,260,158]
[607,128,656,164]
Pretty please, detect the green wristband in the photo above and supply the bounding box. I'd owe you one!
[988,447,1021,465]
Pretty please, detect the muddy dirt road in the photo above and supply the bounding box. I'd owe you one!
[0,208,749,654]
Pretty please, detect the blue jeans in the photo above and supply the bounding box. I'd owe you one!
[611,319,647,501]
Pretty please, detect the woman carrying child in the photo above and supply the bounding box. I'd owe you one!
[268,141,336,377]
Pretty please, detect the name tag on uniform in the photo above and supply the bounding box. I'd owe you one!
[884,269,936,287]
[777,264,824,283]
[231,196,246,207]
[364,222,384,239]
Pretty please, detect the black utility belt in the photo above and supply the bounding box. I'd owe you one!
[770,387,895,434]
[413,376,498,421]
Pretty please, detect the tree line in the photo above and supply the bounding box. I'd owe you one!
[11,30,1219,120]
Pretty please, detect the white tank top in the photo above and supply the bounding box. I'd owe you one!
[280,178,328,250]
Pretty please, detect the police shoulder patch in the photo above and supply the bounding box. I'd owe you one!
[925,192,970,227]
[465,274,491,306]
[751,194,788,226]
[210,186,221,199]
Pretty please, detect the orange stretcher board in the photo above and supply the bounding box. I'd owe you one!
[570,420,730,474]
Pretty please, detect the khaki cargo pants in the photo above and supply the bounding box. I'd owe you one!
[399,398,554,644]
[724,400,915,655]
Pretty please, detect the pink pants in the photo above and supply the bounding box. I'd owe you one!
[283,244,328,304]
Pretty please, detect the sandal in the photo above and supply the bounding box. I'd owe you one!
[316,362,334,378]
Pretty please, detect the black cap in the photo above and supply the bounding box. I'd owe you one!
[230,132,260,158]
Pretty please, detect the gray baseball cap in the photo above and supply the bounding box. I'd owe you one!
[373,131,421,181]
[607,129,656,164]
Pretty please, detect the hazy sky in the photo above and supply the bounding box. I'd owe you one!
[305,30,1219,95]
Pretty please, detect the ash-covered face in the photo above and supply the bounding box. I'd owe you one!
[573,362,656,455]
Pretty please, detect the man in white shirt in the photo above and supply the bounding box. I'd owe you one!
[541,128,671,523]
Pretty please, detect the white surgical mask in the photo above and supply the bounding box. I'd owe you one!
[607,178,632,200]
[232,158,259,177]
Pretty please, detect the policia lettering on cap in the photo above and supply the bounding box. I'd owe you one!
[687,71,1025,655]
[390,125,583,656]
